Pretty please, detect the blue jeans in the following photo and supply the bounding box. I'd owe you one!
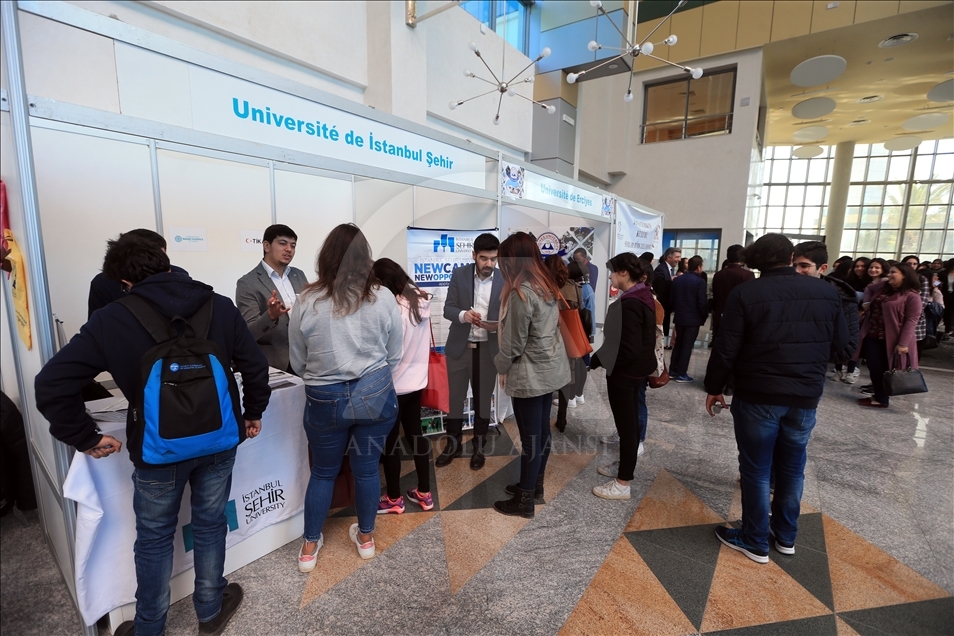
[731,399,816,552]
[637,379,648,442]
[302,365,397,541]
[670,324,700,377]
[511,394,553,491]
[132,448,237,636]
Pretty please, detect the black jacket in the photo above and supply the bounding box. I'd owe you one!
[670,271,709,327]
[591,285,657,379]
[704,267,850,408]
[37,272,270,467]
[824,275,861,365]
[88,265,189,319]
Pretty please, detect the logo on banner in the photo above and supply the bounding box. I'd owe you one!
[536,231,561,256]
[602,196,615,218]
[501,163,525,199]
[242,480,286,523]
[433,234,455,253]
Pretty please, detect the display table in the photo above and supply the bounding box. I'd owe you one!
[62,375,308,629]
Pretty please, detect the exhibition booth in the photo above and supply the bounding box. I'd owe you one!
[0,2,665,632]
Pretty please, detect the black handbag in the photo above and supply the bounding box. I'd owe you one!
[882,354,928,396]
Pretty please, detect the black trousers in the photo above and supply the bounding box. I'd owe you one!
[445,342,495,440]
[382,390,431,498]
[606,374,644,481]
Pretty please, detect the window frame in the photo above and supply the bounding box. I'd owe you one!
[641,65,737,144]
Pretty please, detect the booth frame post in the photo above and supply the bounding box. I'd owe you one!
[0,3,97,635]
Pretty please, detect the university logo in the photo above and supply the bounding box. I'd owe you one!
[433,234,455,253]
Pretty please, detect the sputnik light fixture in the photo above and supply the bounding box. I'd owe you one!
[449,38,555,125]
[568,0,703,102]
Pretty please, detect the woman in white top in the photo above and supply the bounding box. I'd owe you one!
[289,224,402,570]
[372,258,435,514]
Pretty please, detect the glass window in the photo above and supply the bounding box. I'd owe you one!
[768,185,786,207]
[850,158,867,182]
[847,185,863,206]
[936,138,954,153]
[808,158,828,182]
[786,185,805,206]
[925,206,948,228]
[877,231,898,254]
[921,230,943,253]
[805,185,825,206]
[907,206,925,229]
[863,185,884,205]
[929,183,951,205]
[884,183,907,207]
[643,68,736,143]
[841,230,857,253]
[882,206,902,228]
[461,1,492,24]
[789,159,809,183]
[887,155,910,181]
[860,206,880,228]
[461,1,528,54]
[933,154,954,181]
[913,154,934,181]
[857,230,877,253]
[803,206,821,229]
[867,156,888,181]
[901,230,920,253]
[783,208,802,231]
[845,206,860,227]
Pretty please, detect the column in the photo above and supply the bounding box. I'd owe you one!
[530,71,578,176]
[825,140,855,256]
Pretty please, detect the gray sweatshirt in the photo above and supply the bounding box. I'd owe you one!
[289,288,403,385]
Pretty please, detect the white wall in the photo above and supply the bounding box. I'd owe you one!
[578,48,764,246]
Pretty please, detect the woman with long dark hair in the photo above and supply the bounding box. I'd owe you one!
[545,255,583,432]
[289,224,402,570]
[855,263,922,409]
[844,257,872,294]
[590,253,657,500]
[493,233,570,517]
[372,258,435,514]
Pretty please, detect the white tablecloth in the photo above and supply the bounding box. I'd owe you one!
[63,377,308,626]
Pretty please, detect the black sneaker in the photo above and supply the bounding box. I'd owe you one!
[860,384,874,395]
[199,583,244,636]
[769,527,795,555]
[714,526,769,563]
[114,621,134,636]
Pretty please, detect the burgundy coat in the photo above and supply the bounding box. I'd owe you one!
[855,281,921,369]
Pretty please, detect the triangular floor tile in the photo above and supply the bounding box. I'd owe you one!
[542,451,594,504]
[823,515,950,612]
[626,523,724,630]
[701,542,831,632]
[440,508,529,594]
[770,513,834,611]
[626,469,725,532]
[434,455,516,509]
[299,511,435,608]
[702,614,837,635]
[441,458,520,511]
[727,484,821,523]
[835,616,861,635]
[838,597,954,635]
[396,459,440,512]
[560,536,695,636]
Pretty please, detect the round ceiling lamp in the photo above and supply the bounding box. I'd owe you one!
[883,136,922,152]
[878,33,918,48]
[792,97,836,119]
[793,145,824,158]
[926,79,954,103]
[901,112,950,130]
[790,55,847,87]
[793,125,829,143]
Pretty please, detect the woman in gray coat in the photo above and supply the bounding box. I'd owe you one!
[493,233,571,518]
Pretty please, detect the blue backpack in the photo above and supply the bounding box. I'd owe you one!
[119,295,243,465]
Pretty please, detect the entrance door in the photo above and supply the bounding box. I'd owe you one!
[662,229,722,276]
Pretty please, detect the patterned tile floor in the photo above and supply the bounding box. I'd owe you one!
[2,346,953,635]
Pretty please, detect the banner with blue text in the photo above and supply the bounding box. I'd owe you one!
[189,66,486,188]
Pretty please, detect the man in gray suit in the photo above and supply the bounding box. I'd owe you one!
[236,224,308,372]
[437,233,504,470]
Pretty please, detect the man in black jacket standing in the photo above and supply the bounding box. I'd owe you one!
[704,234,850,564]
[653,247,681,343]
[36,236,270,636]
[669,255,709,382]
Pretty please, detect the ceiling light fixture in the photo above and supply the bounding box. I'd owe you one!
[878,33,918,48]
[856,95,883,103]
[790,55,847,87]
[927,79,954,103]
[849,118,871,126]
[450,41,554,125]
[883,136,922,152]
[565,0,702,103]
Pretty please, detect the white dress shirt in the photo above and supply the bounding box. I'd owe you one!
[458,270,494,342]
[261,260,296,308]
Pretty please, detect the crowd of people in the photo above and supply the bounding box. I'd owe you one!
[30,222,949,635]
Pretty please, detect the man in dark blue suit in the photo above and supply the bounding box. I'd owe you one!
[669,255,709,382]
[437,233,504,470]
[652,247,682,342]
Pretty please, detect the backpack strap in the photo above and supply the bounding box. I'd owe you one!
[187,296,214,340]
[118,295,177,343]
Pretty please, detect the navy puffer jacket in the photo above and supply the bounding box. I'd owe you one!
[704,267,850,408]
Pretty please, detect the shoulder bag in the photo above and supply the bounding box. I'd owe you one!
[420,322,451,413]
[882,353,927,396]
[558,291,593,359]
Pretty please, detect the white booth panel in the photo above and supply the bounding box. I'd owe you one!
[31,126,156,338]
[274,168,353,281]
[157,150,272,300]
[501,203,548,235]
[35,473,77,599]
[413,187,496,231]
[354,178,413,267]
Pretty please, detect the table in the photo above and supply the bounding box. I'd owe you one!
[63,375,308,629]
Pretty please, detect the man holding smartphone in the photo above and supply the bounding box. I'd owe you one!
[437,233,503,470]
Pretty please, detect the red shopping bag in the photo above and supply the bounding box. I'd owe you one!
[420,323,450,413]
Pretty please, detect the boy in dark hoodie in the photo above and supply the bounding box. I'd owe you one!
[36,236,270,636]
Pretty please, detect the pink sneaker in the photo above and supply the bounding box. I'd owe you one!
[406,488,434,511]
[377,494,405,515]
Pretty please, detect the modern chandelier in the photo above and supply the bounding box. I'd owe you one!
[567,0,703,102]
[449,38,555,125]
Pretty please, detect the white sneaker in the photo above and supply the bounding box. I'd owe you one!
[842,371,858,385]
[593,478,631,500]
[567,398,577,408]
[600,432,620,445]
[297,534,323,573]
[575,395,585,405]
[552,397,560,406]
[348,523,375,560]
[597,461,619,477]
[637,442,645,457]
[830,370,843,382]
